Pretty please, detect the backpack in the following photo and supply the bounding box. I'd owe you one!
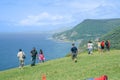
[101,41,104,47]
[94,75,108,80]
[22,52,26,59]
[22,54,26,59]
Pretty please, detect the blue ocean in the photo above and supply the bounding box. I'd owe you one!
[0,33,73,71]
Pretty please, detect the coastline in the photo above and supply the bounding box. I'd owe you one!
[0,33,73,71]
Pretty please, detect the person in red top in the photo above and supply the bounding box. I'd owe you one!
[101,40,105,52]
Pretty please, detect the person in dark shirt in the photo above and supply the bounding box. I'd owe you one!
[30,47,38,66]
[105,40,110,51]
[71,43,78,62]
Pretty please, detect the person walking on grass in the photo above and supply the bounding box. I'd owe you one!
[17,49,26,69]
[38,49,45,63]
[71,43,78,62]
[30,47,38,66]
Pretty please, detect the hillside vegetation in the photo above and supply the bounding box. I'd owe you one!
[0,50,120,80]
[101,26,120,49]
[53,18,120,41]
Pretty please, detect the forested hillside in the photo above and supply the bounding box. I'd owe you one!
[101,26,120,49]
[53,18,120,41]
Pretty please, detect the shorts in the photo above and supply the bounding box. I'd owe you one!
[98,46,101,49]
[72,53,77,59]
[101,46,104,49]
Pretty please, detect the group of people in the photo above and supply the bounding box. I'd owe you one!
[87,40,110,54]
[17,48,45,69]
[70,40,111,63]
[98,40,110,53]
[17,43,78,69]
[17,40,110,68]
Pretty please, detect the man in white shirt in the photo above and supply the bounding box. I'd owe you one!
[87,41,93,54]
[17,49,25,68]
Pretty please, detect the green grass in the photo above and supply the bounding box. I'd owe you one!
[0,50,120,80]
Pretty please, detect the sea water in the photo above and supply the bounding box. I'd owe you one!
[0,33,73,71]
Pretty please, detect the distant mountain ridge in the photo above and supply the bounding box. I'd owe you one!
[53,18,120,41]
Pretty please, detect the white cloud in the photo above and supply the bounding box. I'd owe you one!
[67,0,120,20]
[18,12,74,26]
[69,1,99,11]
[2,0,120,30]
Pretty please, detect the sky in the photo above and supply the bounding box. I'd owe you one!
[0,0,120,33]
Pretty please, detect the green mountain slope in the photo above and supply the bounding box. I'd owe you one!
[53,18,120,41]
[101,26,120,49]
[0,50,120,80]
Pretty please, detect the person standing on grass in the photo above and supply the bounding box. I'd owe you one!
[87,41,93,54]
[38,49,45,63]
[17,49,26,69]
[105,40,110,51]
[97,41,101,53]
[30,47,38,66]
[71,43,78,62]
[101,40,105,52]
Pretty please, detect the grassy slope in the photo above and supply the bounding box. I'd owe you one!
[0,50,120,80]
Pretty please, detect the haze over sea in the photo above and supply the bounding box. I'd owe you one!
[0,33,75,71]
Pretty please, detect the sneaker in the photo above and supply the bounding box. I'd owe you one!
[75,60,77,63]
[19,66,21,68]
[74,58,77,63]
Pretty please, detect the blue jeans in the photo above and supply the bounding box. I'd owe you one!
[85,78,94,80]
[88,48,92,54]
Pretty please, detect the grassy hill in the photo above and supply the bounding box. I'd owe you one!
[53,18,120,41]
[0,50,120,80]
[101,26,120,49]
